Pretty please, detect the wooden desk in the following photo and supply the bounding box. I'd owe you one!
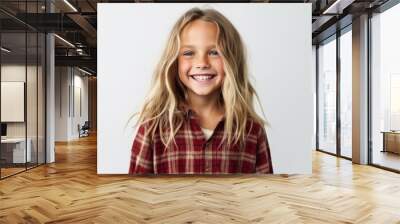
[382,131,400,154]
[1,138,31,163]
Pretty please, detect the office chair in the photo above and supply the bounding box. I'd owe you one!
[79,121,90,138]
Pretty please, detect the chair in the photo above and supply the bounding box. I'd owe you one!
[79,121,90,138]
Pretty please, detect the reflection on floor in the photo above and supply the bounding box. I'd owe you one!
[0,163,41,178]
[373,150,400,171]
[0,167,25,178]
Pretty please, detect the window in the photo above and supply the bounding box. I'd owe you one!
[339,28,352,158]
[318,36,337,154]
[371,3,400,171]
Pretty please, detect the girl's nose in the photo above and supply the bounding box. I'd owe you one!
[195,64,210,69]
[194,55,210,69]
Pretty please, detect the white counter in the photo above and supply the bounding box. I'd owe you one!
[1,138,32,163]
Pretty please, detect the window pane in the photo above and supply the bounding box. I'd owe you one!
[340,29,352,158]
[371,4,400,171]
[318,37,337,154]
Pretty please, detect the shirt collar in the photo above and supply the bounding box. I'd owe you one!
[178,103,226,122]
[178,103,195,119]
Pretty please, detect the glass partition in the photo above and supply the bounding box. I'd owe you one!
[27,31,38,169]
[0,31,28,177]
[0,1,46,179]
[38,32,45,165]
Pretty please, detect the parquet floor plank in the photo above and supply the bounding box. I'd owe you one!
[1,134,400,223]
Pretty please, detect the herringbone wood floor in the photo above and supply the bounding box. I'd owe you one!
[1,133,400,223]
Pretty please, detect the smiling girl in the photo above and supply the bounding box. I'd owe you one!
[129,7,273,174]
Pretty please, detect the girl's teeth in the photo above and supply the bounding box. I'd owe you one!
[193,75,213,81]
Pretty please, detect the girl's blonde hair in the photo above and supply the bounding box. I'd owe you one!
[134,7,266,149]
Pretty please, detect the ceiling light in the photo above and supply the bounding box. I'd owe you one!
[78,67,93,76]
[322,0,354,15]
[322,0,343,14]
[1,47,11,53]
[63,0,78,12]
[54,34,75,48]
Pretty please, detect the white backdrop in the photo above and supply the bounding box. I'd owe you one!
[98,3,313,174]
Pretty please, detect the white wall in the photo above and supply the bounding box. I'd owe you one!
[55,67,89,141]
[55,67,69,141]
[72,72,89,138]
[312,45,317,150]
[98,3,313,174]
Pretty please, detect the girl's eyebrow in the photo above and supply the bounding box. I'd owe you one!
[180,44,217,49]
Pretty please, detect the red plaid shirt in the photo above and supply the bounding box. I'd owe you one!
[129,110,273,174]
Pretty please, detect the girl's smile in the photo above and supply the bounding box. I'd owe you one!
[189,73,217,82]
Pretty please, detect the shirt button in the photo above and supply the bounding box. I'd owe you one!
[205,165,211,172]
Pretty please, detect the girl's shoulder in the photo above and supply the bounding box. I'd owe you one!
[245,119,265,136]
[136,120,156,132]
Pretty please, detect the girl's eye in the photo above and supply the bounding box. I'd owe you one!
[182,51,193,56]
[209,50,219,56]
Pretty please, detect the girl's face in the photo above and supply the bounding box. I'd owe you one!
[178,19,225,99]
